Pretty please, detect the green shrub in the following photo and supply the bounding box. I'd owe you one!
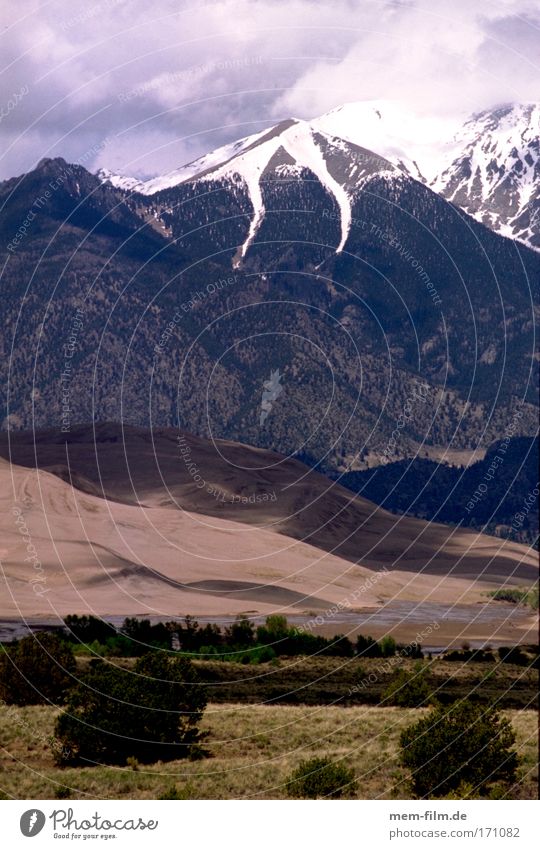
[55,786,72,800]
[225,615,255,648]
[286,757,357,799]
[322,635,355,657]
[356,635,382,658]
[396,641,424,659]
[120,618,172,653]
[249,645,276,664]
[382,663,435,707]
[444,648,494,662]
[71,639,107,657]
[380,636,397,657]
[442,780,477,800]
[257,615,289,644]
[63,615,116,644]
[159,783,194,800]
[54,652,207,766]
[0,633,75,705]
[400,700,518,798]
[488,586,539,610]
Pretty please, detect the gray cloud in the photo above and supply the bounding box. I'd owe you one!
[0,0,539,180]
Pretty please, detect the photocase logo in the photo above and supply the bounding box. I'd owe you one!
[20,809,46,837]
[259,368,284,426]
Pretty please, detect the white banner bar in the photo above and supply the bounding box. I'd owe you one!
[3,800,539,848]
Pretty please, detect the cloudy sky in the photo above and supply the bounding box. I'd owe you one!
[0,0,539,180]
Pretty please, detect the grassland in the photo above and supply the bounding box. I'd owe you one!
[74,654,538,709]
[0,702,537,800]
[189,655,538,708]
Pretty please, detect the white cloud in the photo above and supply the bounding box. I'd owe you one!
[0,0,538,179]
[275,0,540,118]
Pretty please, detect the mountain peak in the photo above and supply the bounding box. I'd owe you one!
[432,101,540,248]
[95,99,539,250]
[97,114,401,264]
[35,156,70,173]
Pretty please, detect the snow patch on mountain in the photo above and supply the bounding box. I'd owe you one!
[96,168,148,193]
[313,100,461,182]
[431,103,540,248]
[277,122,352,253]
[199,119,357,262]
[96,99,539,251]
[313,99,540,250]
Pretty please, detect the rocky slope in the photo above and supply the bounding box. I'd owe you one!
[0,133,538,472]
[101,100,540,250]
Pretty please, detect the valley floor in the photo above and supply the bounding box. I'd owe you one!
[0,703,537,800]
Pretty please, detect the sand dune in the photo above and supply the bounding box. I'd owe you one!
[0,425,536,631]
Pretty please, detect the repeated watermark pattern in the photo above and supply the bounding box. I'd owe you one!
[153,276,237,359]
[465,405,524,514]
[370,225,442,306]
[12,503,49,596]
[380,381,430,462]
[322,211,442,306]
[176,434,276,503]
[118,57,264,103]
[59,307,85,433]
[294,566,389,635]
[1,698,70,761]
[510,483,539,533]
[58,0,125,32]
[6,137,115,253]
[0,85,29,124]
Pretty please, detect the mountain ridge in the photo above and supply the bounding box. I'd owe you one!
[98,99,540,250]
[1,142,538,472]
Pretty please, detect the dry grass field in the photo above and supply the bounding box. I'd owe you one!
[0,703,537,800]
[189,655,539,707]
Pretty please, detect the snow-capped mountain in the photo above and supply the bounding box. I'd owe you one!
[98,100,539,251]
[315,100,540,249]
[3,145,538,459]
[195,119,400,261]
[96,168,148,194]
[98,127,278,194]
[432,103,540,248]
[312,100,460,182]
[101,118,397,264]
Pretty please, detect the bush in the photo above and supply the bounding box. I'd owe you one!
[0,633,75,705]
[249,645,276,664]
[65,618,173,657]
[444,648,494,663]
[380,636,397,657]
[286,757,357,799]
[54,652,207,766]
[498,647,530,667]
[400,700,518,798]
[488,586,539,610]
[322,634,355,657]
[257,615,289,644]
[225,615,255,648]
[356,634,382,658]
[398,642,424,659]
[120,618,172,653]
[63,615,116,644]
[55,786,72,800]
[382,663,435,707]
[159,783,194,800]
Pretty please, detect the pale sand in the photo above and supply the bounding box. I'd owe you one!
[0,426,536,642]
